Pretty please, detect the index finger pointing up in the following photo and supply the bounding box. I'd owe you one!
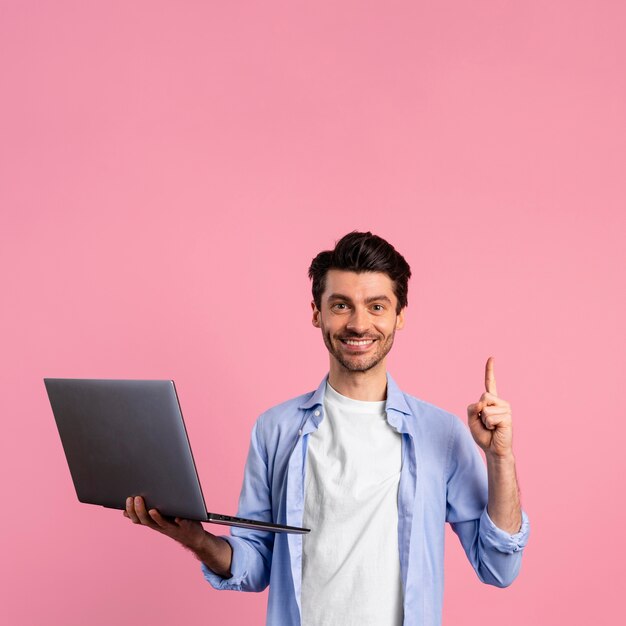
[485,356,498,396]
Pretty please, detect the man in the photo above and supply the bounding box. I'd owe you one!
[125,231,530,626]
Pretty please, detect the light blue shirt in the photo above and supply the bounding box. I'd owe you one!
[201,373,530,626]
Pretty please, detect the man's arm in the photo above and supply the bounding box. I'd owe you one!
[445,356,529,588]
[467,356,522,534]
[124,496,233,578]
[485,453,521,533]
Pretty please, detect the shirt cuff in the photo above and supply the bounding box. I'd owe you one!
[200,535,249,590]
[480,508,530,554]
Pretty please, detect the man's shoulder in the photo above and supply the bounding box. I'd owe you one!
[391,381,462,434]
[255,387,317,427]
[404,391,457,420]
[250,386,321,451]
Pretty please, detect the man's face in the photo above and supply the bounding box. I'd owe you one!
[312,270,405,373]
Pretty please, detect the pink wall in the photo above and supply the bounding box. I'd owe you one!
[1,2,624,624]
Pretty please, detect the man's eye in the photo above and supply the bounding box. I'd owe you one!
[332,303,348,310]
[372,304,384,311]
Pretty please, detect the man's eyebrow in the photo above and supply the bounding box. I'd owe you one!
[327,293,392,304]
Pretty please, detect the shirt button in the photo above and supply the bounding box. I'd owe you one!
[314,410,320,417]
[298,429,303,436]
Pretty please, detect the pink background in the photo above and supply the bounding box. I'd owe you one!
[1,1,624,624]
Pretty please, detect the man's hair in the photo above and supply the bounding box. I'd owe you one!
[308,231,412,314]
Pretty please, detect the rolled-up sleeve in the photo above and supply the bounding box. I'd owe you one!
[480,507,530,554]
[201,535,255,590]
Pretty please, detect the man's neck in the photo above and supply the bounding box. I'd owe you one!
[327,361,388,401]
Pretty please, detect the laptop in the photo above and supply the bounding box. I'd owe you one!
[44,378,309,534]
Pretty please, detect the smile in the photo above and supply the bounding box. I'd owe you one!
[342,339,375,346]
[338,338,378,353]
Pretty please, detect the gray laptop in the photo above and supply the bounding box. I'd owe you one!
[44,378,309,534]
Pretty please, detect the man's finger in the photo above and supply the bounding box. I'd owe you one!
[126,496,140,523]
[479,391,507,406]
[485,356,498,396]
[148,508,175,530]
[134,496,158,527]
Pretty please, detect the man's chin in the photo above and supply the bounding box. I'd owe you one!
[335,354,381,373]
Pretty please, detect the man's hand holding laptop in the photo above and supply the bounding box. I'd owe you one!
[124,495,233,579]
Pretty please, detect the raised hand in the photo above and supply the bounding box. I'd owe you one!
[467,357,513,458]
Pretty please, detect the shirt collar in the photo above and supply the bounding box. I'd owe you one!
[298,372,412,416]
[385,372,412,416]
[298,374,328,411]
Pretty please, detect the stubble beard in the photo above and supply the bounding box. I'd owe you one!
[322,328,396,373]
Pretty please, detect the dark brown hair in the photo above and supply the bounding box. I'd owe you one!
[308,231,412,314]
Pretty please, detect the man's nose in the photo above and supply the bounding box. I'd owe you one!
[346,307,369,334]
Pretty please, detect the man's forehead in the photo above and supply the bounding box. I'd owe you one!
[322,270,396,298]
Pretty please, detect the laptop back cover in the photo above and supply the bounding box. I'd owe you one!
[44,378,210,521]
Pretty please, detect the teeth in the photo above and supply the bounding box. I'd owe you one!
[344,340,373,345]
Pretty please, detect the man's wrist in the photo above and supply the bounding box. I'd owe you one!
[186,529,213,555]
[187,531,233,578]
[486,450,516,465]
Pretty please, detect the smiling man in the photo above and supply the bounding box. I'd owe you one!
[125,231,530,626]
[316,270,403,376]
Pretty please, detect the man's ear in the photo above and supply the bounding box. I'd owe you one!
[311,300,321,328]
[396,308,405,330]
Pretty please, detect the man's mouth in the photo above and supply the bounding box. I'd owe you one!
[341,339,375,345]
[339,337,377,351]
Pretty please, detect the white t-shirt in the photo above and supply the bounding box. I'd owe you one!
[301,382,403,626]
